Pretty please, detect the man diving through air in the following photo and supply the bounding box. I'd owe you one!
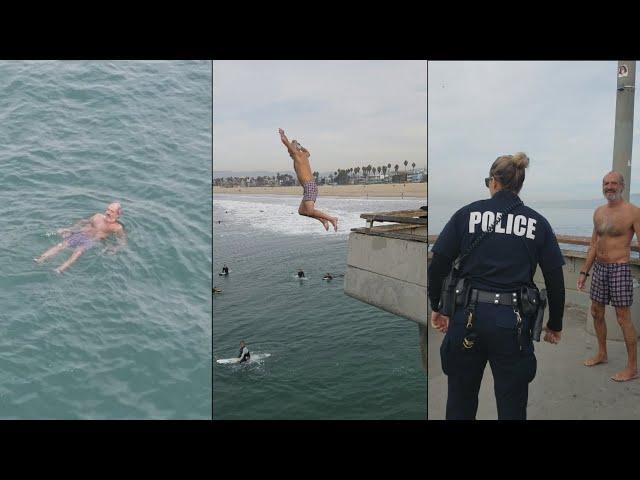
[35,202,127,274]
[279,128,338,231]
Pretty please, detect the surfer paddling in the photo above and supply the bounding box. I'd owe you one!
[238,341,250,363]
[34,202,126,274]
[278,128,338,232]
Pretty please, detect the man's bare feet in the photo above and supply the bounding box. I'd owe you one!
[611,367,639,382]
[584,354,608,367]
[329,217,338,232]
[321,220,329,231]
[54,267,63,275]
[34,257,44,264]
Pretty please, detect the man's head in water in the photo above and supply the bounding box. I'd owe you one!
[105,202,122,223]
[603,171,624,202]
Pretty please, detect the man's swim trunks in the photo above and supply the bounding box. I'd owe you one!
[66,232,94,250]
[590,261,634,307]
[302,180,318,202]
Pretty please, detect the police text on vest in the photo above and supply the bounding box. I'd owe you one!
[468,211,536,239]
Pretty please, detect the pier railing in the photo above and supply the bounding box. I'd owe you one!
[352,209,428,243]
[428,234,640,264]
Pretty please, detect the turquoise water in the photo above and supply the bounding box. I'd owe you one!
[213,194,427,419]
[0,61,212,419]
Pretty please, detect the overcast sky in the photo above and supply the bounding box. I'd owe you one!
[429,61,640,205]
[214,60,426,174]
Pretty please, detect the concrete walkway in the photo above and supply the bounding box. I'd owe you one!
[428,305,640,420]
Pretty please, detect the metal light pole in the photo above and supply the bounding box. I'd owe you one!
[612,61,636,201]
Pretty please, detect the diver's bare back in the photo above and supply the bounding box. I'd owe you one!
[593,202,640,263]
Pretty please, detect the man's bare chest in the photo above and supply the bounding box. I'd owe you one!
[595,211,632,237]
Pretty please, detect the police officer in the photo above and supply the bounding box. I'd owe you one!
[428,152,565,420]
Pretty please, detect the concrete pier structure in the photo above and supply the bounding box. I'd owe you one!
[344,209,428,370]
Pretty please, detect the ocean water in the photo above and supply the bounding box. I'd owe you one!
[213,193,427,419]
[0,61,212,419]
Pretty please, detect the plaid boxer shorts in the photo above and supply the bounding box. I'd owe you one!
[302,180,318,202]
[589,261,633,307]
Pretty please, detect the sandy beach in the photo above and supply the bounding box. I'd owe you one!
[213,182,427,198]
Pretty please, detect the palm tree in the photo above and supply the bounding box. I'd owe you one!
[412,162,416,172]
[403,160,408,173]
[382,165,387,180]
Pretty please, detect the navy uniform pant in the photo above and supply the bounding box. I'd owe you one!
[440,303,537,420]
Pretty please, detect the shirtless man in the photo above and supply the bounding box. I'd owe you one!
[578,172,639,381]
[35,202,126,274]
[278,128,338,231]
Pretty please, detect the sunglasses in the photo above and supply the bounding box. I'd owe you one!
[484,177,492,187]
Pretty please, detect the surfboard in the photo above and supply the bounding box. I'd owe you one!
[216,353,271,364]
[219,273,229,276]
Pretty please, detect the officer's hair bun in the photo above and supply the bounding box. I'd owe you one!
[511,152,529,169]
[490,152,530,194]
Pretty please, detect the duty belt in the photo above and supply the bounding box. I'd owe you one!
[468,288,526,351]
[471,289,519,307]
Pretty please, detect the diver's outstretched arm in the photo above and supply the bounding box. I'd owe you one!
[278,128,295,154]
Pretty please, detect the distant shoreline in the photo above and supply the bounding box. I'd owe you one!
[213,182,427,199]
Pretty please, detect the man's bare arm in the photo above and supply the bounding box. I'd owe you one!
[583,211,599,274]
[578,210,599,291]
[58,217,91,235]
[584,229,598,274]
[278,128,296,157]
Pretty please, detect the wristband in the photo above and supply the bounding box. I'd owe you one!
[579,271,589,277]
